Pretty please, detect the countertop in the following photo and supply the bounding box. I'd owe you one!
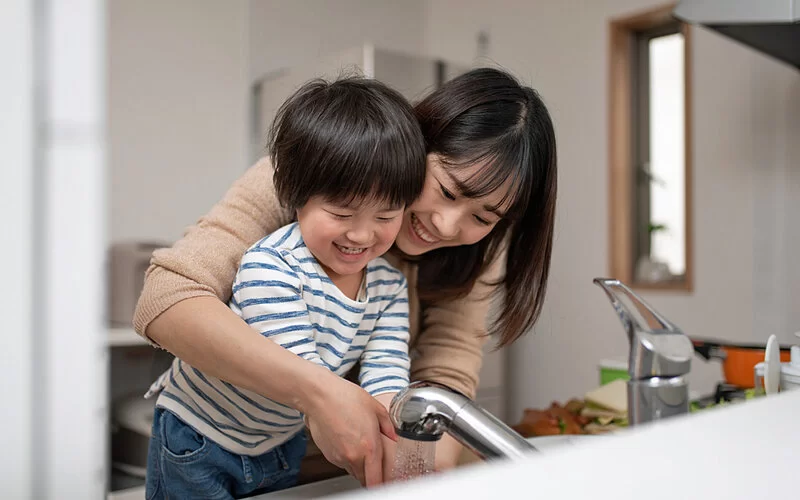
[329,390,800,500]
[250,434,599,499]
[108,434,597,499]
[111,391,800,500]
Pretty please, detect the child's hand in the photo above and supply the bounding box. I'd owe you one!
[304,378,396,488]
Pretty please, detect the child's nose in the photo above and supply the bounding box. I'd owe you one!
[345,226,371,244]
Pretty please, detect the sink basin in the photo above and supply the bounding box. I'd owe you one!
[251,435,599,499]
[523,434,599,451]
[254,475,361,499]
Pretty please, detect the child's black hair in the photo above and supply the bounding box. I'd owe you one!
[269,75,426,211]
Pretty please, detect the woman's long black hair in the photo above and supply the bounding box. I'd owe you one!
[414,67,557,346]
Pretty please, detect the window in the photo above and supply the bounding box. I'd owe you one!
[609,3,693,291]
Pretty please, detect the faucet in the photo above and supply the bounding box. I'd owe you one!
[593,278,694,425]
[389,381,536,460]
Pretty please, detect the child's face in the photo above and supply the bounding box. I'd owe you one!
[296,196,404,279]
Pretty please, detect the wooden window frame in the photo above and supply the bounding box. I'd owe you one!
[608,2,694,292]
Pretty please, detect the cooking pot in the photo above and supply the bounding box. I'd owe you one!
[691,337,791,388]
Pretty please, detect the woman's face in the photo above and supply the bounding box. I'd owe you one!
[395,154,514,256]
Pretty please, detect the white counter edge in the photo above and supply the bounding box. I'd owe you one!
[333,391,800,500]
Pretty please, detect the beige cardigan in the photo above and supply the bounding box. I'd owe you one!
[133,157,502,398]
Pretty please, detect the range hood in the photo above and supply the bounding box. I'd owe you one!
[673,0,800,70]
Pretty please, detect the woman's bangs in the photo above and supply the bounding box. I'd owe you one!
[443,146,532,221]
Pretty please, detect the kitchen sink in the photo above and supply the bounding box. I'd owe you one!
[250,435,599,499]
[106,435,602,500]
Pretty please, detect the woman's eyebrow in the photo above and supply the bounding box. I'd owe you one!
[484,204,506,217]
[442,168,507,217]
[442,168,470,194]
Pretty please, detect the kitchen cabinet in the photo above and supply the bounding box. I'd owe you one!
[106,338,172,494]
[109,327,148,347]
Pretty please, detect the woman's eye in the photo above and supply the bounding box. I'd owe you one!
[440,184,456,201]
[474,215,492,226]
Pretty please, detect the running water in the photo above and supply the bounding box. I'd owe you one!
[392,437,436,481]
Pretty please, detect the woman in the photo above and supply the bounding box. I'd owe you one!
[133,67,557,488]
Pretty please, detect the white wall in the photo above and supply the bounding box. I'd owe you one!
[109,0,431,243]
[108,0,250,244]
[421,0,800,418]
[42,1,109,494]
[1,1,34,496]
[248,0,429,80]
[787,83,800,335]
[751,60,800,343]
[3,0,109,496]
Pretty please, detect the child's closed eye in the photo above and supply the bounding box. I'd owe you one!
[325,210,352,219]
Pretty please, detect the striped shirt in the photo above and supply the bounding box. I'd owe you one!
[146,222,411,455]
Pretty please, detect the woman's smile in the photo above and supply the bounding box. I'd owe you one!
[409,213,440,244]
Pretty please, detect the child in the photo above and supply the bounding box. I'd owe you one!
[143,76,426,499]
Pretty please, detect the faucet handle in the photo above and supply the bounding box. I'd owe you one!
[593,278,693,378]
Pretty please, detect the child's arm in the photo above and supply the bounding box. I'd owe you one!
[231,246,324,368]
[358,281,411,398]
[364,274,410,485]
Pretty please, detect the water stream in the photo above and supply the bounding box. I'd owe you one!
[392,436,436,481]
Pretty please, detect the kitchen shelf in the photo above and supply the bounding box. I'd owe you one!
[107,485,144,500]
[109,327,148,347]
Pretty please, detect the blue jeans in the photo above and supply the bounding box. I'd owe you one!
[145,407,308,500]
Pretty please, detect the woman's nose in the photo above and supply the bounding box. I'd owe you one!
[430,209,460,240]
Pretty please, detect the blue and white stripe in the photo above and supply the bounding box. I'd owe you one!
[148,222,410,456]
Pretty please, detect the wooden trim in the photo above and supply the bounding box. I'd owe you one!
[608,21,633,284]
[608,2,693,292]
[610,3,677,30]
[682,23,694,292]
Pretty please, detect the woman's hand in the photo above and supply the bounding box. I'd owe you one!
[304,378,397,488]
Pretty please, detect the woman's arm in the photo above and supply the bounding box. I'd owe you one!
[133,158,395,486]
[147,296,330,415]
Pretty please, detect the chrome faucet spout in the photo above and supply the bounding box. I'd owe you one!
[593,278,694,425]
[389,381,536,460]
